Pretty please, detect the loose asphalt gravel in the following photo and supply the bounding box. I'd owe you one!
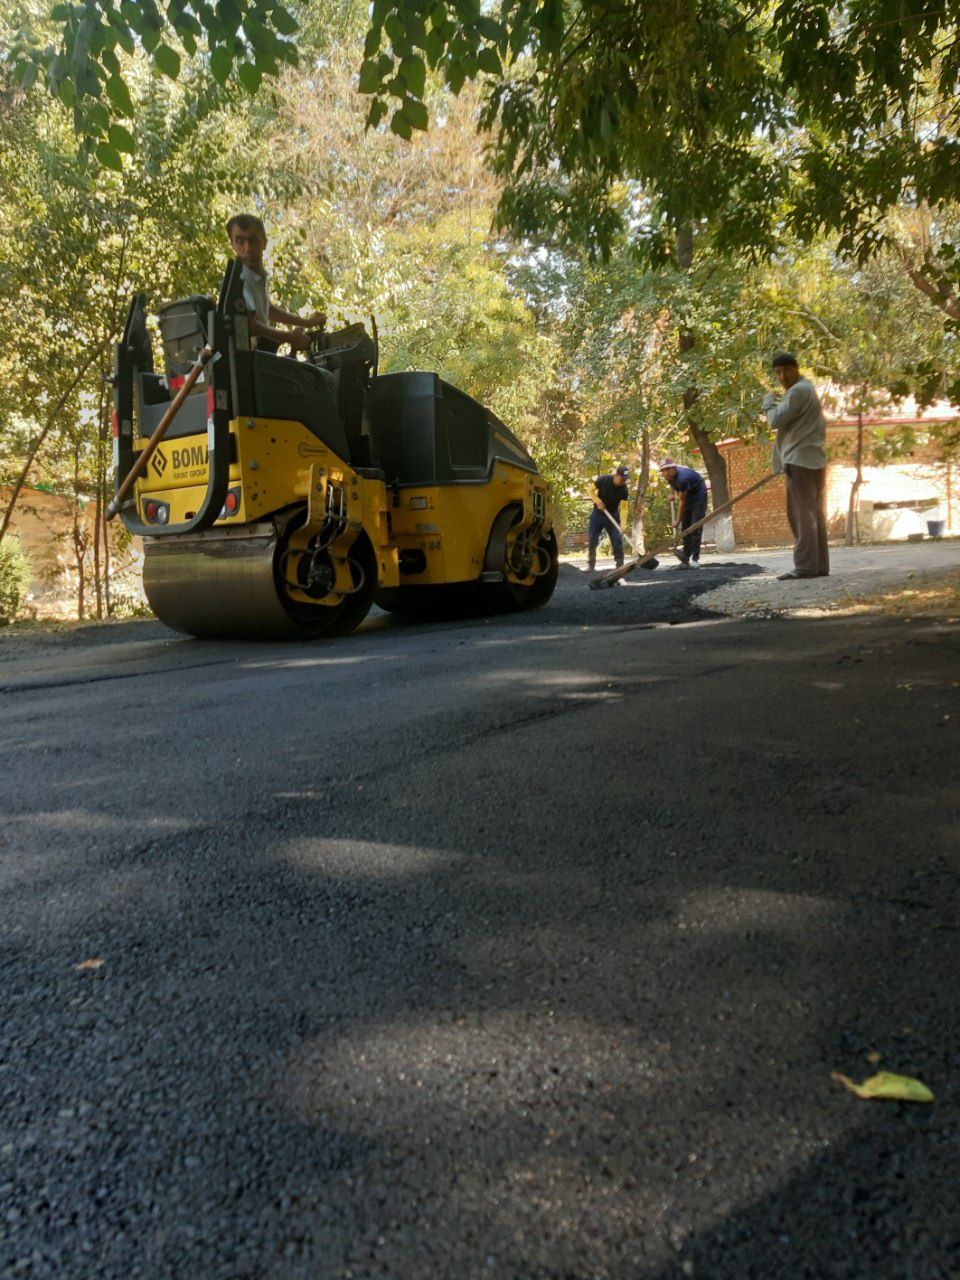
[1,557,959,1280]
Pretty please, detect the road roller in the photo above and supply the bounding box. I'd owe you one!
[110,260,558,639]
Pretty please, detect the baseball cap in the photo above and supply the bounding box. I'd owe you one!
[657,459,676,471]
[615,465,630,477]
[771,351,798,368]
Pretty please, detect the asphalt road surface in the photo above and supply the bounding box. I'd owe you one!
[2,562,959,1280]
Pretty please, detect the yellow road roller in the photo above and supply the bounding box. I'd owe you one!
[110,260,558,639]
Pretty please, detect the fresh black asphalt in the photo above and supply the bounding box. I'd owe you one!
[1,561,958,1279]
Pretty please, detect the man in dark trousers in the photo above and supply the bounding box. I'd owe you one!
[762,352,829,579]
[587,465,630,570]
[658,460,709,568]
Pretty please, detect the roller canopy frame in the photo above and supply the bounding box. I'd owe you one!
[112,261,244,539]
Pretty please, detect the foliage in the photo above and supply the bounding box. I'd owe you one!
[357,2,960,270]
[513,226,837,518]
[0,534,31,623]
[0,0,272,615]
[6,0,300,163]
[255,36,565,479]
[0,1,576,611]
[18,0,960,288]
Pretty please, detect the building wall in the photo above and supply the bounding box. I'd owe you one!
[719,426,957,547]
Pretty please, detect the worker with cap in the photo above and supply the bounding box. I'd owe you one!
[762,352,829,579]
[658,460,708,568]
[587,465,630,571]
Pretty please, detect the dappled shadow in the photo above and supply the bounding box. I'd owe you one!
[1,610,958,1278]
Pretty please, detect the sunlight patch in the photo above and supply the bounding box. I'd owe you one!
[673,887,837,937]
[277,836,457,880]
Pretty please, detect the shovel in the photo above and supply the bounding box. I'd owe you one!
[595,505,660,571]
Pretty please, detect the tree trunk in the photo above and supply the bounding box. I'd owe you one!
[631,423,651,552]
[845,403,865,546]
[687,419,731,508]
[70,444,88,622]
[675,225,731,511]
[92,384,107,619]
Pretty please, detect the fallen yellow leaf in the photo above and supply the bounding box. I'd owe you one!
[74,958,105,972]
[831,1070,933,1103]
[866,1052,882,1065]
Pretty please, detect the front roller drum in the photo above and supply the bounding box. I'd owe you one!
[142,525,377,640]
[487,504,559,612]
[375,509,559,620]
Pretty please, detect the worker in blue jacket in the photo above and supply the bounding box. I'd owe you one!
[658,461,709,568]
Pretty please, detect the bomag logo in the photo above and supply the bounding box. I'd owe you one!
[151,443,209,482]
[170,444,208,471]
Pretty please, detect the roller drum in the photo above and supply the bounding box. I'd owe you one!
[143,528,306,640]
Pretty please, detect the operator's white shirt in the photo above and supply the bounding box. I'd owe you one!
[241,264,270,326]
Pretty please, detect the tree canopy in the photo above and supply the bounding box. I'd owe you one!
[12,1,960,263]
[355,0,960,262]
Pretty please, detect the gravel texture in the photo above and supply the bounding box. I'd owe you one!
[695,539,960,618]
[1,556,959,1279]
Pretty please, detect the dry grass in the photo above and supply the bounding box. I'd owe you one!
[838,569,960,620]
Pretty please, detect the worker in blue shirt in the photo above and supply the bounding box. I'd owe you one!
[587,465,630,570]
[658,461,709,568]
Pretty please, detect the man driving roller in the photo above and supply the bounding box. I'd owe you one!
[226,213,326,353]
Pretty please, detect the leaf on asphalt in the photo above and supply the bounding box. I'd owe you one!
[831,1070,934,1103]
[74,957,106,971]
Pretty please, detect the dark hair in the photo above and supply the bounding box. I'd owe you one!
[771,351,798,368]
[226,213,267,242]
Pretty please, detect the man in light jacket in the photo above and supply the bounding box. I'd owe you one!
[762,352,829,580]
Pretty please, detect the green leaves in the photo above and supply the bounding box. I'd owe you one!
[95,140,124,171]
[108,123,137,155]
[402,97,429,131]
[238,62,263,93]
[390,111,413,140]
[350,0,960,266]
[153,44,181,80]
[399,54,426,98]
[21,0,302,170]
[271,5,298,38]
[209,46,233,87]
[359,59,383,94]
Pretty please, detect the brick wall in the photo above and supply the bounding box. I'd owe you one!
[719,424,958,547]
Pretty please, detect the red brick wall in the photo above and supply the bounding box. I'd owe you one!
[721,445,789,546]
[719,427,957,547]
